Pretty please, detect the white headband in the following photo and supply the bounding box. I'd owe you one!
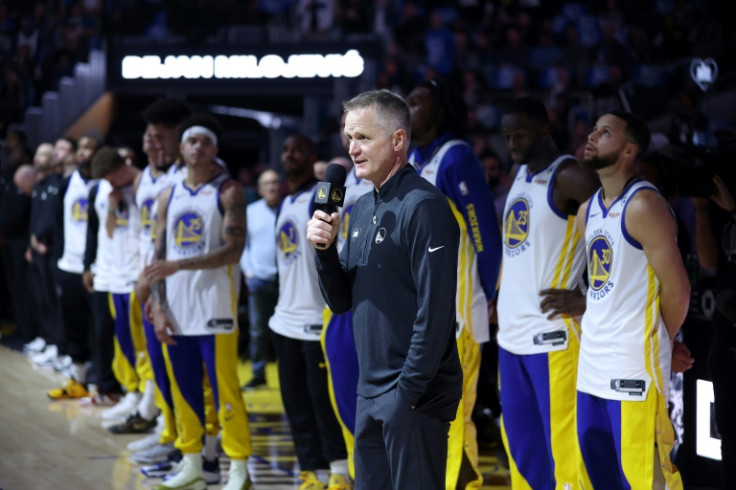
[181,125,218,147]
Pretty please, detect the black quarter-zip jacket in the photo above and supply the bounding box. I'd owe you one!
[316,164,462,407]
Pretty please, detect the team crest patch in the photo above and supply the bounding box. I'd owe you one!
[278,220,299,263]
[71,197,89,222]
[504,198,530,249]
[173,211,205,254]
[588,235,614,298]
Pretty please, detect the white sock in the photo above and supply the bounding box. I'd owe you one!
[316,469,329,484]
[69,362,87,383]
[138,380,159,421]
[229,459,247,472]
[329,458,349,477]
[203,434,218,461]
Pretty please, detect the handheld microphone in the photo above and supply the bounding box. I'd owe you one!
[313,163,347,249]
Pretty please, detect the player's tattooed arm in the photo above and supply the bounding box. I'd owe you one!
[147,186,173,306]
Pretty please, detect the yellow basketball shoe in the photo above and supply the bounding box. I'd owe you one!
[48,378,89,400]
[299,470,326,490]
[327,472,353,490]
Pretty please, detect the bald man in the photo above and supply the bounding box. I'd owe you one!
[240,168,282,389]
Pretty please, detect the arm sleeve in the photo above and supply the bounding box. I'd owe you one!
[83,184,99,271]
[315,242,353,314]
[399,198,460,404]
[436,145,502,300]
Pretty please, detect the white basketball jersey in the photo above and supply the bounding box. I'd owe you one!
[92,179,141,293]
[164,173,237,335]
[268,183,325,340]
[57,170,96,274]
[414,139,489,342]
[577,179,672,401]
[337,167,373,252]
[136,165,172,269]
[497,156,585,354]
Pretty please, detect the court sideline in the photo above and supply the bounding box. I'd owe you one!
[0,343,510,489]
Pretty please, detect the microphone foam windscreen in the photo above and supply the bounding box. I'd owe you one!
[325,163,347,186]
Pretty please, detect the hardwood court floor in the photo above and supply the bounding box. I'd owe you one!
[0,343,511,489]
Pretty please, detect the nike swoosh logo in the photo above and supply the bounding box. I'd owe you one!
[428,245,445,253]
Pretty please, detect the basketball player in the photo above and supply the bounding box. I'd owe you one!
[497,96,599,489]
[406,78,502,489]
[88,147,150,423]
[125,98,194,463]
[576,111,690,488]
[47,137,97,400]
[145,114,252,490]
[268,134,351,490]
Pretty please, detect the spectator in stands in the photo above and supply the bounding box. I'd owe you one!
[423,10,456,77]
[2,129,32,168]
[339,0,372,36]
[0,64,27,135]
[297,0,335,39]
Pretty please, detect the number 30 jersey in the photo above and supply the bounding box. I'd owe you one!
[578,179,672,401]
[497,156,585,354]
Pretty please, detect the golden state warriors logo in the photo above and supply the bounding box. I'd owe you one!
[504,199,530,255]
[141,198,155,232]
[278,221,299,263]
[173,211,205,254]
[340,202,356,241]
[114,204,129,228]
[330,187,344,205]
[71,198,89,222]
[588,235,614,299]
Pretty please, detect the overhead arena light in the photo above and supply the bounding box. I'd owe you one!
[121,50,365,80]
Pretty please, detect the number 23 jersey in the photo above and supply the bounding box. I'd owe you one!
[497,156,585,354]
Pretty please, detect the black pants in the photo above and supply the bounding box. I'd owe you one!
[28,251,62,348]
[354,386,458,490]
[246,278,278,378]
[90,291,120,394]
[271,331,347,470]
[56,269,93,364]
[0,240,34,342]
[708,318,736,489]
